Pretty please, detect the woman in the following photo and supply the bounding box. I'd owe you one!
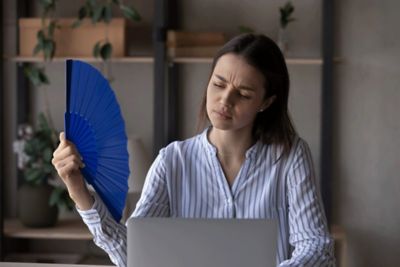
[52,33,335,266]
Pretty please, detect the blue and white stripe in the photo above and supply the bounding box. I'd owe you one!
[78,127,335,267]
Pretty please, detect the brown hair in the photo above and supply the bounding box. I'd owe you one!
[197,33,296,156]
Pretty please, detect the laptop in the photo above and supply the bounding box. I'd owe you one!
[127,218,277,267]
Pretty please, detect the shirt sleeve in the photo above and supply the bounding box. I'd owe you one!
[131,149,170,217]
[76,150,170,267]
[278,139,335,267]
[77,193,127,267]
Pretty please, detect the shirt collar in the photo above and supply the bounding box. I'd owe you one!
[200,127,261,159]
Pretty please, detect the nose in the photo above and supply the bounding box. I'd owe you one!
[219,87,234,108]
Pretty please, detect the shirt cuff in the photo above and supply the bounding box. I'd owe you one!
[76,193,106,224]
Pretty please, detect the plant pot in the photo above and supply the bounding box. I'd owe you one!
[277,27,288,55]
[18,183,59,227]
[18,18,126,57]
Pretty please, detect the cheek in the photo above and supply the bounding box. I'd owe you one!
[236,104,260,120]
[205,88,213,113]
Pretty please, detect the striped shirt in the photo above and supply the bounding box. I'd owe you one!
[78,127,335,267]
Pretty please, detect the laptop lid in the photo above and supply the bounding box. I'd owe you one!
[127,218,277,267]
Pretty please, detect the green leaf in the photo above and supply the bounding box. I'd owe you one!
[33,43,43,55]
[78,6,87,20]
[103,5,112,23]
[24,65,43,87]
[40,0,53,6]
[71,19,82,28]
[43,148,53,163]
[42,163,54,174]
[92,5,103,23]
[238,25,255,34]
[100,42,112,61]
[38,112,50,131]
[38,70,50,84]
[49,187,74,211]
[93,41,102,58]
[48,21,57,37]
[25,168,44,184]
[49,187,63,206]
[37,30,45,40]
[88,0,97,8]
[43,40,55,60]
[120,5,141,21]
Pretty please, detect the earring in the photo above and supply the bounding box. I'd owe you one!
[259,109,264,113]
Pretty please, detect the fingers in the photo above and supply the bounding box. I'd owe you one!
[53,132,83,163]
[53,154,84,172]
[57,160,82,180]
[52,144,85,182]
[53,146,84,167]
[55,132,68,152]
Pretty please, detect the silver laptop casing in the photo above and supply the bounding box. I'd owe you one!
[127,218,277,267]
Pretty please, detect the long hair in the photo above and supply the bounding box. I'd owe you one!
[197,33,296,156]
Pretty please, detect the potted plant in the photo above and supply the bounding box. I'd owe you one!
[13,113,74,227]
[277,1,296,55]
[20,0,141,84]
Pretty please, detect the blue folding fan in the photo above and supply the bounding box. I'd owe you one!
[65,59,129,222]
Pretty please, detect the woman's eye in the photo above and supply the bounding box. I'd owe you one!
[213,83,224,88]
[238,92,251,99]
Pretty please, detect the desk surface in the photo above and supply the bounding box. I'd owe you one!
[0,263,113,267]
[4,218,92,240]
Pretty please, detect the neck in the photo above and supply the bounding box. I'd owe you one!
[208,127,254,159]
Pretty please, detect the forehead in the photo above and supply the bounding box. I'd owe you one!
[213,53,265,87]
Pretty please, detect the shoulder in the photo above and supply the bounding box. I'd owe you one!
[257,135,308,162]
[158,133,204,161]
[288,136,312,162]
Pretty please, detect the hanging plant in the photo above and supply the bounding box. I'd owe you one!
[277,1,296,55]
[73,0,141,62]
[24,0,59,87]
[279,1,296,29]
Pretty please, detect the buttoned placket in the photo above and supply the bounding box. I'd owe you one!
[201,127,259,218]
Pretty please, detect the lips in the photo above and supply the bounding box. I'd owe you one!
[213,109,232,120]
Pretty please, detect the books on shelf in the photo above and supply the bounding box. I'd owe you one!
[167,30,226,58]
[167,46,222,58]
[167,30,226,47]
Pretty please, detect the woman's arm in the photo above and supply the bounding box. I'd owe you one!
[78,150,170,267]
[53,132,170,267]
[131,148,170,217]
[279,139,335,267]
[52,132,127,266]
[77,194,127,266]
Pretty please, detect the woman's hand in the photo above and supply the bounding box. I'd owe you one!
[52,132,94,210]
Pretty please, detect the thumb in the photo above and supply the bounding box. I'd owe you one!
[60,131,66,142]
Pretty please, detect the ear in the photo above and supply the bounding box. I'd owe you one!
[260,95,276,111]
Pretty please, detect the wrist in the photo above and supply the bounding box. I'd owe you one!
[70,186,94,211]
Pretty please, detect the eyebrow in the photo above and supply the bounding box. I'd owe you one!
[214,74,255,91]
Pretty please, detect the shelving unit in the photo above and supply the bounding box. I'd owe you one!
[8,56,340,66]
[3,219,91,240]
[10,56,155,64]
[172,57,324,65]
[0,0,336,261]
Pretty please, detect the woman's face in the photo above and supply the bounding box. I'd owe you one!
[206,53,274,132]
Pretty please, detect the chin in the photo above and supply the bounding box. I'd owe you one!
[210,120,235,131]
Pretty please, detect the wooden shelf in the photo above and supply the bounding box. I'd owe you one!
[8,56,154,63]
[6,56,341,65]
[172,57,342,65]
[4,218,92,240]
